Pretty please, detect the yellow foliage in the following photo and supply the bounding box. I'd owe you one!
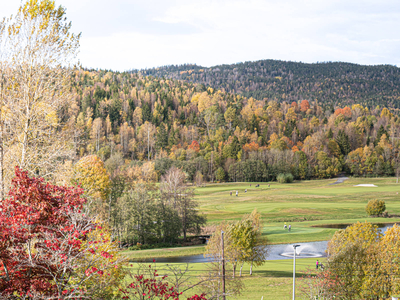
[78,222,127,298]
[380,107,393,118]
[73,155,110,218]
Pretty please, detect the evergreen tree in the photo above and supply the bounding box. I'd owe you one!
[156,125,168,151]
[336,130,351,156]
[327,128,333,139]
[142,101,152,122]
[374,125,388,146]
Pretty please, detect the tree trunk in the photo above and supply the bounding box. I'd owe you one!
[108,193,112,224]
[239,262,244,277]
[183,228,187,242]
[250,261,253,275]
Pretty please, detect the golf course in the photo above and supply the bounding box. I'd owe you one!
[123,177,400,299]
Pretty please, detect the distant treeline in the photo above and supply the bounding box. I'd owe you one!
[135,60,400,110]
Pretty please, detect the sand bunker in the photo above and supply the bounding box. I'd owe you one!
[353,184,378,187]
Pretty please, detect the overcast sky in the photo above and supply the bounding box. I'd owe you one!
[2,0,400,71]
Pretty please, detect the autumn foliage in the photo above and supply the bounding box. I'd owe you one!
[334,106,352,118]
[188,140,200,153]
[300,99,310,112]
[0,167,124,299]
[322,222,400,299]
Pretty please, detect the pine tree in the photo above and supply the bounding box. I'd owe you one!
[374,125,388,146]
[336,130,351,155]
[327,128,333,139]
[156,125,168,151]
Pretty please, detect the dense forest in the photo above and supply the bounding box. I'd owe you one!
[71,68,400,183]
[135,60,400,110]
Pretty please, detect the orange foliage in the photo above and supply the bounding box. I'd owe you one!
[243,141,260,152]
[292,146,300,153]
[188,140,200,153]
[300,100,310,112]
[334,106,352,118]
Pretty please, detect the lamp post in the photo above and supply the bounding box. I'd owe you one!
[292,244,300,300]
[221,231,226,300]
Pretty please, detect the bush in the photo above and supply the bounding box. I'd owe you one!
[366,199,386,216]
[277,173,294,183]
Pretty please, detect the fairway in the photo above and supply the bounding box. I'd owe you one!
[195,177,400,243]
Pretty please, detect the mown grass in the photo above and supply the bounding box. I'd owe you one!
[125,258,324,300]
[196,177,400,224]
[121,245,205,260]
[122,178,400,257]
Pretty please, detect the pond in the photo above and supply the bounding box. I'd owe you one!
[130,241,328,263]
[313,222,398,233]
[130,223,398,263]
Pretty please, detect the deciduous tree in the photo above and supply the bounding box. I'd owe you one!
[0,0,80,198]
[0,167,122,299]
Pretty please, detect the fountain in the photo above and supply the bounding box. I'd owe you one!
[280,244,324,258]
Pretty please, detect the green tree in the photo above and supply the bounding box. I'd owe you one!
[141,101,152,122]
[123,183,157,244]
[215,167,226,182]
[335,130,351,155]
[176,188,206,241]
[155,124,168,151]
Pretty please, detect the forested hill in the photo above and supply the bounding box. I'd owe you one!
[135,60,400,110]
[71,68,400,183]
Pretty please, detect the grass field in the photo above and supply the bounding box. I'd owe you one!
[126,258,324,300]
[196,177,400,243]
[122,177,400,298]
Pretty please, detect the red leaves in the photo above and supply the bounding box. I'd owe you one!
[100,250,112,259]
[187,294,208,300]
[0,167,91,298]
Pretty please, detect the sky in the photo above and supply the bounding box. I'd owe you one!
[2,0,400,71]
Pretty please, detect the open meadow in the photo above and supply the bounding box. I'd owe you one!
[124,177,400,299]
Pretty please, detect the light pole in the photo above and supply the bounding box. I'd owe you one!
[292,244,300,300]
[221,231,226,300]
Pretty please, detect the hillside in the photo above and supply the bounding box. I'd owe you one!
[70,69,400,183]
[136,60,400,110]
